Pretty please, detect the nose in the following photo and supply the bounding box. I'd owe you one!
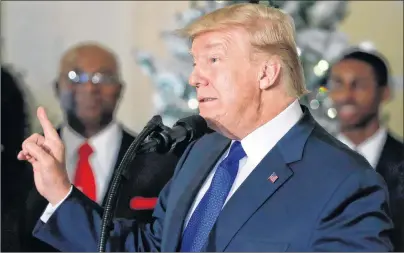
[189,67,208,88]
[80,81,98,93]
[330,84,355,104]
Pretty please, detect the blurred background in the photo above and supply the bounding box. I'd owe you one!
[1,1,403,251]
[1,1,403,136]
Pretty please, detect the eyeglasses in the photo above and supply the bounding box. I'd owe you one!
[64,70,120,85]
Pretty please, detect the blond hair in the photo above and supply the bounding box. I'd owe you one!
[179,3,308,97]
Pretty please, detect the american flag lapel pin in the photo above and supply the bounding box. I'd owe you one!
[268,172,278,183]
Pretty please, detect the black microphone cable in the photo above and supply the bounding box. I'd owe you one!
[98,115,163,252]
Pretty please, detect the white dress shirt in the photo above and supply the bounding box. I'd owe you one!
[41,100,303,224]
[336,127,387,168]
[40,122,122,222]
[184,99,303,227]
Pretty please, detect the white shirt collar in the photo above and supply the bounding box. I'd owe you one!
[61,122,121,163]
[61,121,123,203]
[239,99,303,165]
[337,127,388,168]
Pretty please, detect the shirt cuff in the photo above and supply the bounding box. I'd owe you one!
[40,186,73,223]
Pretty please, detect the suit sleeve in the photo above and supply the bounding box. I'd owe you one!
[308,168,394,251]
[32,140,196,252]
[19,188,61,252]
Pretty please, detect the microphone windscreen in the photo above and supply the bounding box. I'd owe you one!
[174,115,209,141]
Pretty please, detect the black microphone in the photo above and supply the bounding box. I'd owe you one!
[138,115,209,154]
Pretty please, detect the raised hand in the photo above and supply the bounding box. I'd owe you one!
[18,107,71,205]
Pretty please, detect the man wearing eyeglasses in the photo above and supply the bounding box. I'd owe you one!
[18,42,181,252]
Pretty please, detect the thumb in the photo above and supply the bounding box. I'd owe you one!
[37,107,59,140]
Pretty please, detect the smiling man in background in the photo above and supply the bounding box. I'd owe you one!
[328,49,404,251]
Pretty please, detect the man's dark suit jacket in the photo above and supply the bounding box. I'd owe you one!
[19,127,181,251]
[375,133,404,251]
[32,107,394,251]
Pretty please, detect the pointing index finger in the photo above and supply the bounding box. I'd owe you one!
[37,107,59,140]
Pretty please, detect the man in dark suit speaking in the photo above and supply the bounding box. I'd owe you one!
[18,3,394,251]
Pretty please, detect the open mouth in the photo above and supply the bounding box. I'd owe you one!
[198,98,217,103]
[338,105,358,117]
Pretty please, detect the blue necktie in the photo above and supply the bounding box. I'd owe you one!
[180,141,246,252]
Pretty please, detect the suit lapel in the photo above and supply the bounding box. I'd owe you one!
[163,136,230,251]
[207,105,315,251]
[165,105,314,251]
[207,146,293,251]
[375,134,395,173]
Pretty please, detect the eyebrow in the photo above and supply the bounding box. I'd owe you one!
[204,42,225,50]
[189,42,226,57]
[330,74,372,83]
[67,66,117,74]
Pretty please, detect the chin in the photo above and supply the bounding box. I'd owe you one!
[79,114,102,124]
[338,115,359,126]
[201,115,237,139]
[340,121,361,131]
[200,115,217,128]
[199,114,218,129]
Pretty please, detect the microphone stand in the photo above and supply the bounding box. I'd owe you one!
[98,115,165,252]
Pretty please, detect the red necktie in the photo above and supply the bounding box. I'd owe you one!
[73,142,96,201]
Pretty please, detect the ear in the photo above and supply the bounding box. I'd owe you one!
[380,85,391,103]
[116,81,124,99]
[258,57,282,90]
[53,80,60,98]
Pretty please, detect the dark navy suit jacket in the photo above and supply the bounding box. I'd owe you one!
[375,133,404,252]
[20,128,180,251]
[33,107,394,251]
